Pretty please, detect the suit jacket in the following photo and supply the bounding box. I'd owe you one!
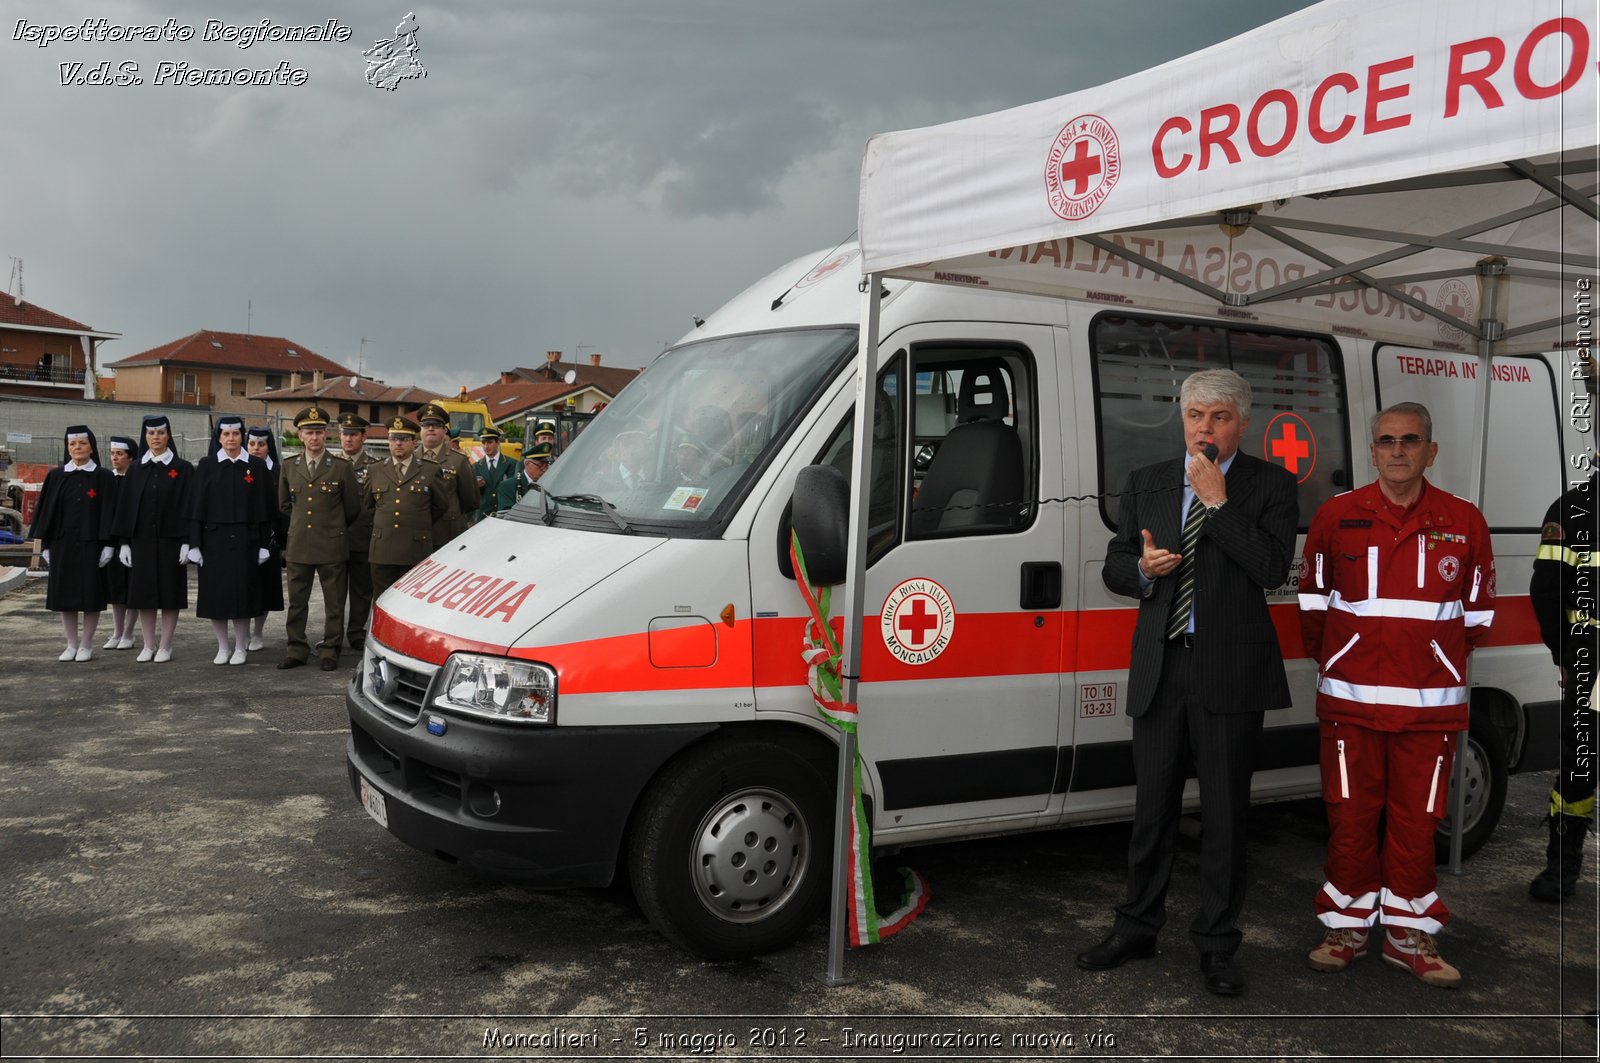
[278,451,362,565]
[1103,451,1298,718]
[365,458,448,566]
[473,453,519,517]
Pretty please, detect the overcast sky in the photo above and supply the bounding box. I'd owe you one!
[2,0,1316,393]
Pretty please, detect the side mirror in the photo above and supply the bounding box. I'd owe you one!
[789,464,850,586]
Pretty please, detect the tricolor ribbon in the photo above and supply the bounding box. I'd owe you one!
[790,531,929,947]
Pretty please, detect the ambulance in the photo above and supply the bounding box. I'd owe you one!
[346,243,1576,959]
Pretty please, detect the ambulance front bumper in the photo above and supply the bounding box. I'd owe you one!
[346,676,716,888]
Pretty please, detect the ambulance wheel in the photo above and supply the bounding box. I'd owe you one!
[628,739,832,960]
[1434,713,1508,862]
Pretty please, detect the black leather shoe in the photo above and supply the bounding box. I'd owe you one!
[1200,951,1244,996]
[276,657,306,670]
[319,657,338,672]
[1076,933,1157,971]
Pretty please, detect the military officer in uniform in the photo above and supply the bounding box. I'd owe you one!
[418,402,479,544]
[336,413,378,650]
[517,440,553,499]
[533,420,558,451]
[473,426,520,518]
[276,405,363,671]
[366,416,447,604]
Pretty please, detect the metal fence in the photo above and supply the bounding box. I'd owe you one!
[0,396,213,467]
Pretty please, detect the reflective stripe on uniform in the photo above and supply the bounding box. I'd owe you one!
[1550,790,1598,820]
[1318,677,1467,707]
[1536,543,1600,567]
[1326,592,1464,622]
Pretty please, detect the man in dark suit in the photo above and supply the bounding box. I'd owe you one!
[1077,368,1298,997]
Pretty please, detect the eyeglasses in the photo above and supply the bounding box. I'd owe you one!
[1373,435,1428,449]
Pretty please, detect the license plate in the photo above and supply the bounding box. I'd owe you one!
[358,774,389,829]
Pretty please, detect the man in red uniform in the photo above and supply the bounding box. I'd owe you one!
[1298,402,1494,987]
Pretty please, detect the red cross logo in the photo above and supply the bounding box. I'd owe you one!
[86,488,96,499]
[1044,114,1121,222]
[1263,413,1316,484]
[1059,138,1103,197]
[244,473,253,483]
[168,469,179,479]
[881,578,957,664]
[896,596,940,648]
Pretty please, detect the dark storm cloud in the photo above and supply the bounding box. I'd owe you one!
[1,0,1317,390]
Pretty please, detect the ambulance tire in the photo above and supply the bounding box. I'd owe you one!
[628,739,832,960]
[1433,713,1508,863]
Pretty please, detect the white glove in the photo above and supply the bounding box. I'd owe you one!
[98,546,113,567]
[179,544,190,565]
[257,547,269,565]
[118,545,132,567]
[188,547,203,566]
[42,548,50,566]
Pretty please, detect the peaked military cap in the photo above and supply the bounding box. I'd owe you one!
[293,405,331,429]
[387,416,421,438]
[525,441,554,462]
[533,421,557,440]
[337,412,369,431]
[417,403,449,426]
[479,426,503,441]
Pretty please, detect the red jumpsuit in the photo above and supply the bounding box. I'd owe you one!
[1299,479,1494,933]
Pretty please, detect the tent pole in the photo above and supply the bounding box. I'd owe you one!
[819,271,883,986]
[1446,257,1506,877]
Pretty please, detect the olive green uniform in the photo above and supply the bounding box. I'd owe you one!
[339,449,378,647]
[420,445,479,545]
[279,451,362,664]
[366,457,448,604]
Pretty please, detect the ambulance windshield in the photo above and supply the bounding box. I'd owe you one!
[510,328,855,533]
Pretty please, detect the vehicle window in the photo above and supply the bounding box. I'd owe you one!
[1092,314,1348,530]
[512,328,855,533]
[816,354,905,565]
[1374,346,1560,531]
[906,345,1036,538]
[450,412,485,437]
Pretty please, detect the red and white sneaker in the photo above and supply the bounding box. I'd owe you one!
[1382,929,1461,987]
[1308,928,1369,972]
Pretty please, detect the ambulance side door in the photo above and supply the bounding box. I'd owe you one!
[852,323,1067,831]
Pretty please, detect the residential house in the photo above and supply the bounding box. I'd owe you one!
[0,295,119,401]
[105,330,355,420]
[510,351,640,400]
[248,372,432,436]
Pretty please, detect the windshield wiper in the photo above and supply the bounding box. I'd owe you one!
[522,480,558,525]
[550,492,633,534]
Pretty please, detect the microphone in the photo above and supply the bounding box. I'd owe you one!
[1200,442,1219,462]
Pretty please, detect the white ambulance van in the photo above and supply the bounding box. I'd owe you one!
[347,245,1573,959]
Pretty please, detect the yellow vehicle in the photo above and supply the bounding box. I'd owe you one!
[431,387,522,461]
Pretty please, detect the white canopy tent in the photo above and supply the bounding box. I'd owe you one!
[820,0,1597,979]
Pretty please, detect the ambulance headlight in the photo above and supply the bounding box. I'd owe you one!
[432,654,556,725]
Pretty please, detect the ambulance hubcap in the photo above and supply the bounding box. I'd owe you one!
[690,787,811,923]
[1440,737,1487,835]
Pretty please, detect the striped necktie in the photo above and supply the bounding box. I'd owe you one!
[1166,495,1208,640]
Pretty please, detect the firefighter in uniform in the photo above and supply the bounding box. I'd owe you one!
[1529,472,1598,900]
[417,402,479,544]
[473,426,520,517]
[366,416,447,604]
[336,413,377,649]
[277,405,363,671]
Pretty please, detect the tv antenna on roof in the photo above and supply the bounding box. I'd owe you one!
[7,257,22,307]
